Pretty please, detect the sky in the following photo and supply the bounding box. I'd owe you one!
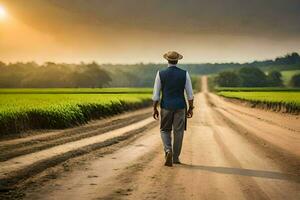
[0,0,300,64]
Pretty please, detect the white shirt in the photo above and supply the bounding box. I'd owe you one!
[152,64,194,101]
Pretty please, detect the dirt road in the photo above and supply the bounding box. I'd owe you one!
[2,77,300,200]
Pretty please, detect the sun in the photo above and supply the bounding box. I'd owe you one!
[0,5,7,20]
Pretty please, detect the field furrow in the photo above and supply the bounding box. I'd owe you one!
[0,113,156,191]
[0,109,152,161]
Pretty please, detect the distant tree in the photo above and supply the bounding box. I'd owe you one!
[238,67,267,87]
[73,62,111,88]
[267,71,283,87]
[290,74,300,87]
[108,70,140,87]
[275,52,300,65]
[215,71,241,87]
[0,61,5,68]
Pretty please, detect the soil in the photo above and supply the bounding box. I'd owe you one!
[1,77,299,200]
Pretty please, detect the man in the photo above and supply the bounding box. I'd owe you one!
[152,51,194,167]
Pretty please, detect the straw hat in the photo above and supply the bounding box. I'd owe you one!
[163,51,183,61]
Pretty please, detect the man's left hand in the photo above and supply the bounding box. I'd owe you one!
[187,108,193,118]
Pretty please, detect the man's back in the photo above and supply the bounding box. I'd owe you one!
[159,66,187,110]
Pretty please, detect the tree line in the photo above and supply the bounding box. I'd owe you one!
[215,67,300,87]
[0,62,111,88]
[0,61,199,88]
[0,52,299,88]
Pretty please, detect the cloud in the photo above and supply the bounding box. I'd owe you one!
[1,0,300,63]
[4,0,300,38]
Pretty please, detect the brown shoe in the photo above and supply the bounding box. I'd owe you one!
[165,151,173,167]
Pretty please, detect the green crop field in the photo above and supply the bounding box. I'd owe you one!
[218,91,300,114]
[281,70,300,86]
[0,88,152,135]
[218,91,300,104]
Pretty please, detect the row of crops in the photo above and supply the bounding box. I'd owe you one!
[0,89,153,135]
[217,90,300,114]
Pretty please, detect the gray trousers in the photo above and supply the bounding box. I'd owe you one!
[160,108,185,162]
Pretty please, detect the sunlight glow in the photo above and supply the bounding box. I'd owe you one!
[0,5,7,20]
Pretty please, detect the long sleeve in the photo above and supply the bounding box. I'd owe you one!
[185,71,194,100]
[152,71,161,101]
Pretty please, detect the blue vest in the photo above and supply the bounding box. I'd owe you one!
[159,66,187,110]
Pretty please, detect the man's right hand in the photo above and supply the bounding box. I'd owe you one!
[153,108,159,120]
